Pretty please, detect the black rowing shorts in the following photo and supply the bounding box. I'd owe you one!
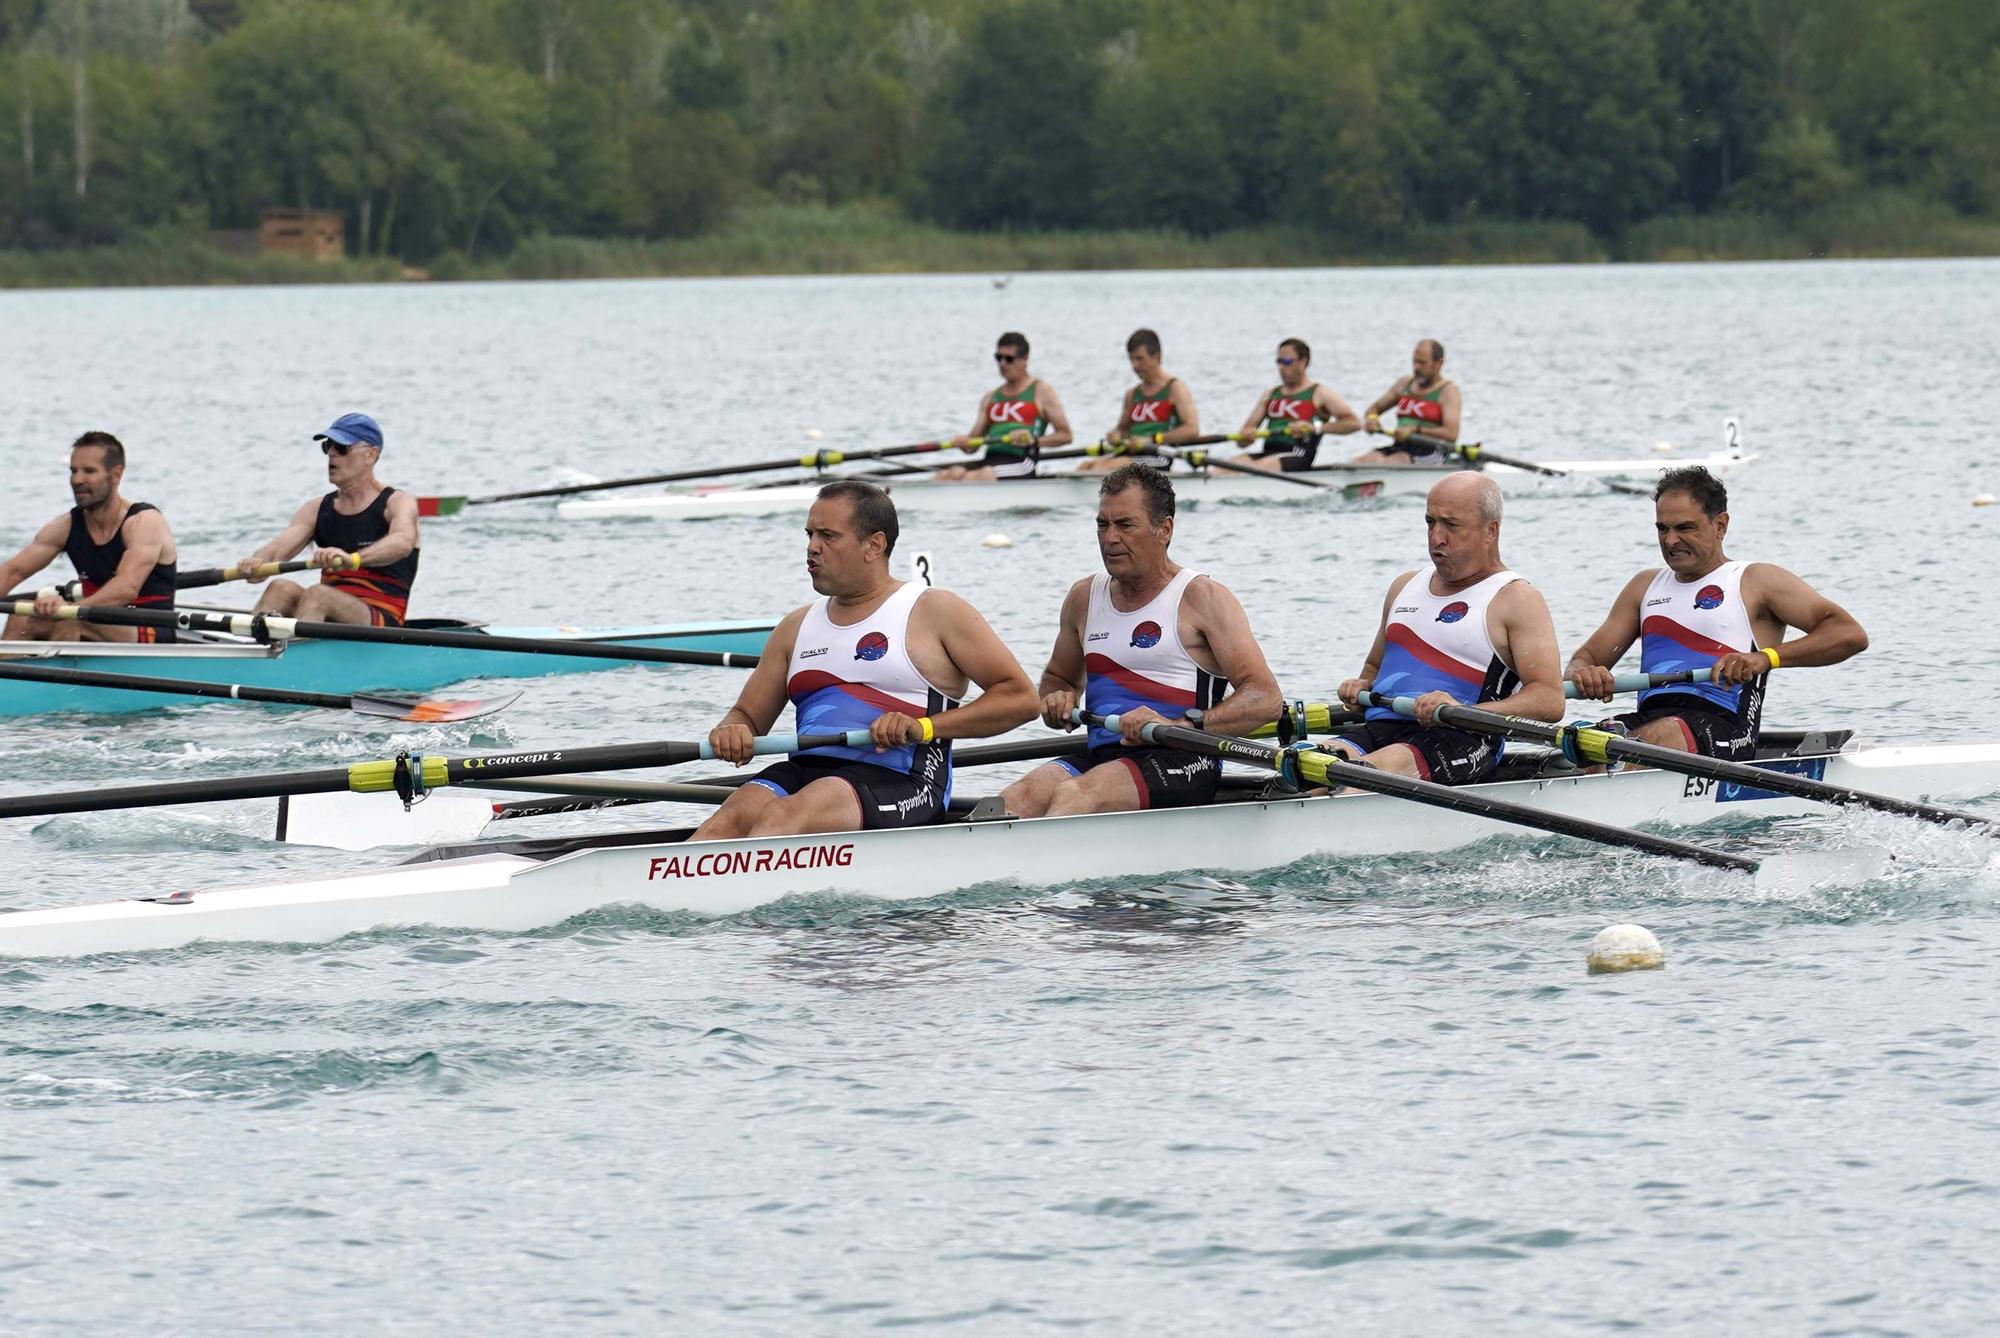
[746,755,949,829]
[1331,717,1502,786]
[1253,441,1321,471]
[1056,743,1220,810]
[1610,697,1757,761]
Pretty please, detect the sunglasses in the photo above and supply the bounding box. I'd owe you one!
[994,352,1020,364]
[1275,356,1298,366]
[319,439,354,456]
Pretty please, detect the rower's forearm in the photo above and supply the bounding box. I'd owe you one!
[1160,426,1201,446]
[1037,669,1081,699]
[356,538,415,566]
[932,686,1038,739]
[1482,684,1565,722]
[1769,620,1869,669]
[1041,428,1074,449]
[1196,684,1281,737]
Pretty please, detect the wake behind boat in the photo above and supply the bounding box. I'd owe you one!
[0,728,1992,959]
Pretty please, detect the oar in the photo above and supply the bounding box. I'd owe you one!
[0,659,519,723]
[1399,432,1653,497]
[1359,693,1997,833]
[174,554,361,591]
[5,555,361,605]
[417,436,992,516]
[1171,447,1376,495]
[1079,710,1817,882]
[0,729,876,822]
[0,600,761,670]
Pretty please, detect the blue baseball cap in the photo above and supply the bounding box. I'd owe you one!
[316,412,383,449]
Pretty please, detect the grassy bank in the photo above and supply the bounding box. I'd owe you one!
[2,199,1994,289]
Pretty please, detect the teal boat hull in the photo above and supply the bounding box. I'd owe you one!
[0,619,774,717]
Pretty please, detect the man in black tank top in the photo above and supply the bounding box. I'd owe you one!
[0,432,179,644]
[237,413,422,627]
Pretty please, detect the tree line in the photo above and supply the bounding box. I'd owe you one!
[2,0,1995,262]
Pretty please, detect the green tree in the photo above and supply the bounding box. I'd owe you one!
[913,0,1107,230]
[1403,0,1678,234]
[627,108,749,237]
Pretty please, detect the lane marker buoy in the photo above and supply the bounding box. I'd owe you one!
[1587,923,1664,974]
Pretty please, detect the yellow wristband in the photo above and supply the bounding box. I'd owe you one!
[1762,646,1781,669]
[916,716,935,743]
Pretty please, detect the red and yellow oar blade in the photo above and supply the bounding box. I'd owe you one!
[346,689,522,723]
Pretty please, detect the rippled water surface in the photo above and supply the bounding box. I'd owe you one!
[2,262,1997,1332]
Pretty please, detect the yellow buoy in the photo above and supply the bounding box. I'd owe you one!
[1974,494,1994,508]
[981,533,1014,549]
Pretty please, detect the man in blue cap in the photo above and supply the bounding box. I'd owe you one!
[237,413,422,626]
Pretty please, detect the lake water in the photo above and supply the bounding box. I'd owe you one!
[1,260,1997,1332]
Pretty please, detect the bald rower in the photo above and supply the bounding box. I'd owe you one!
[1333,473,1563,782]
[1351,339,1461,465]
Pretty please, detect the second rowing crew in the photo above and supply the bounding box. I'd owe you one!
[690,463,1866,842]
[0,414,419,645]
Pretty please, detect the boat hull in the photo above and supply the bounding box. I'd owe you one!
[0,619,775,717]
[1,740,1990,958]
[556,452,1753,521]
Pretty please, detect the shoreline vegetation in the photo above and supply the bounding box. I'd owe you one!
[3,198,1996,290]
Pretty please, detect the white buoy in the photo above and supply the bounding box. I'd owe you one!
[1974,493,1995,508]
[804,428,823,440]
[1587,923,1664,974]
[981,533,1014,549]
[1651,440,1675,454]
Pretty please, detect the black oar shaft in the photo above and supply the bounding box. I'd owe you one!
[1179,449,1332,489]
[0,601,759,669]
[1097,713,1758,874]
[0,659,353,710]
[1419,699,1995,831]
[0,730,858,821]
[466,439,962,505]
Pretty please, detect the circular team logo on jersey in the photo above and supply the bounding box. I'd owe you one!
[1130,621,1163,649]
[854,631,890,661]
[1436,601,1469,624]
[1694,585,1726,610]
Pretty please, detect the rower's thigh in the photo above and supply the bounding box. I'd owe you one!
[689,783,780,840]
[1000,761,1074,818]
[1046,759,1143,815]
[294,583,376,624]
[1630,717,1695,752]
[253,579,306,616]
[4,615,79,642]
[747,776,863,836]
[1358,742,1425,777]
[76,622,137,643]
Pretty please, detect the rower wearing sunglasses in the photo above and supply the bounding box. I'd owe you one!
[1233,337,1363,472]
[236,412,421,627]
[934,332,1075,482]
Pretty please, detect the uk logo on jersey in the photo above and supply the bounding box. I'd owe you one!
[991,400,1035,424]
[1695,585,1725,610]
[1130,621,1163,649]
[854,631,890,661]
[1436,601,1469,623]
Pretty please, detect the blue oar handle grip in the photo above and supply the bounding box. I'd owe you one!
[697,728,873,760]
[1563,668,1714,697]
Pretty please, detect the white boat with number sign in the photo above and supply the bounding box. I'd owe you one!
[556,440,1753,522]
[0,727,1990,959]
